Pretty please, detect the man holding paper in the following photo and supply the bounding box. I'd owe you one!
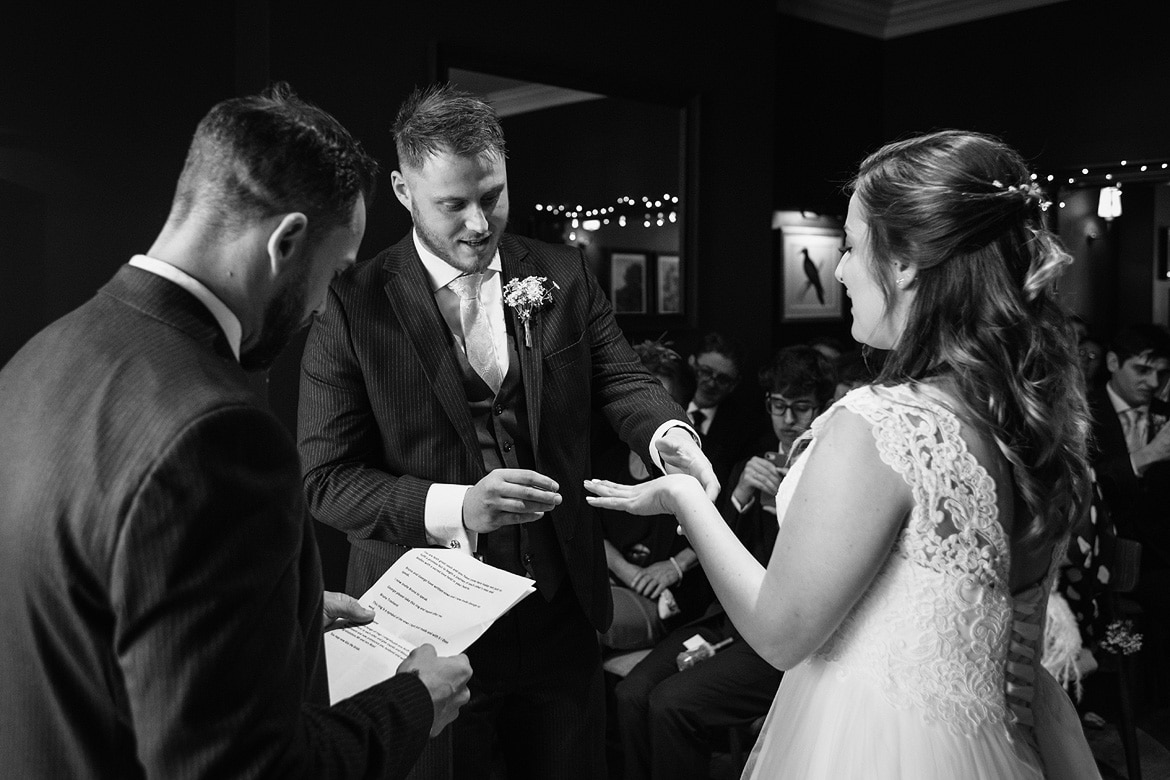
[298,83,718,779]
[0,84,469,779]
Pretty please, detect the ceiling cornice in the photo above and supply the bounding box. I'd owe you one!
[776,0,1070,39]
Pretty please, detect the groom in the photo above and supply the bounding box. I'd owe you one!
[297,83,717,779]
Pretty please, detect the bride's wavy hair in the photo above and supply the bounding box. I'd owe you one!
[849,129,1091,550]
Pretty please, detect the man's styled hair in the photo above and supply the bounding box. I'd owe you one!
[694,331,745,374]
[632,337,696,400]
[392,82,507,172]
[169,82,378,241]
[1108,322,1170,365]
[759,345,837,406]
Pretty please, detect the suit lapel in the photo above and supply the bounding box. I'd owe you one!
[501,238,544,455]
[382,245,480,457]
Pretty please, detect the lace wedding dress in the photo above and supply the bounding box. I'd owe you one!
[743,385,1100,779]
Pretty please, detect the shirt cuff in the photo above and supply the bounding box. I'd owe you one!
[730,493,755,514]
[425,483,477,553]
[647,421,700,473]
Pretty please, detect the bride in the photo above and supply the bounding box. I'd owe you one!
[587,130,1102,778]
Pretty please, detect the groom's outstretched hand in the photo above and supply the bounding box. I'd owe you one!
[655,427,720,501]
[463,468,562,533]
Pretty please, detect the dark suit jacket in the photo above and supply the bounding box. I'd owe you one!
[697,397,767,489]
[298,233,687,631]
[0,266,432,779]
[1088,384,1170,575]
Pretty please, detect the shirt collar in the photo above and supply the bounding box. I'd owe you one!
[413,230,502,292]
[1106,382,1146,417]
[128,255,242,361]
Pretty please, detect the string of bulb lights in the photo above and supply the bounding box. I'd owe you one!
[1029,158,1170,218]
[534,193,680,232]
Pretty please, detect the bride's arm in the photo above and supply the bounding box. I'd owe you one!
[587,408,912,670]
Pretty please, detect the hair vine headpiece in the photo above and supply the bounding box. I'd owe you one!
[991,179,1051,212]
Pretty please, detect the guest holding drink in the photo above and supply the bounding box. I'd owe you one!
[589,130,1101,778]
[730,345,837,517]
[611,344,835,780]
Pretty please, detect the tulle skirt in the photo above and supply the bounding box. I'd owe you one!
[742,656,1100,779]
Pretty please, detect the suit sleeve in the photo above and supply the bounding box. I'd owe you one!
[298,284,432,548]
[574,250,690,459]
[110,405,432,779]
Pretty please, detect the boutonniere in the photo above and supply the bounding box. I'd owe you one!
[503,276,559,347]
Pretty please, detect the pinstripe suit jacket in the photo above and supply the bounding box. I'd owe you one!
[298,233,688,631]
[0,265,433,779]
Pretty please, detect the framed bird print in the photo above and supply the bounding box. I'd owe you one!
[779,226,845,322]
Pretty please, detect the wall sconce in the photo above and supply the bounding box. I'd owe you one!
[1097,186,1123,221]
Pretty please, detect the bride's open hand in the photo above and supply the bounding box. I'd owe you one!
[584,473,704,517]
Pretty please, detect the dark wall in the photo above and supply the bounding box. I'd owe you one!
[772,18,884,353]
[773,0,1170,345]
[883,0,1170,171]
[0,8,237,346]
[880,0,1170,333]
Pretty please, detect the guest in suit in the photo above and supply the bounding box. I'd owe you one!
[596,338,713,651]
[0,83,472,779]
[612,344,836,780]
[1089,322,1170,705]
[685,332,763,487]
[296,83,717,780]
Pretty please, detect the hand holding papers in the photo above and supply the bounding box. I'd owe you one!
[325,548,536,704]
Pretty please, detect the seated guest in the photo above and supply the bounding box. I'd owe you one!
[684,331,762,487]
[808,334,847,363]
[831,348,875,402]
[596,339,713,650]
[613,344,835,780]
[1089,322,1170,706]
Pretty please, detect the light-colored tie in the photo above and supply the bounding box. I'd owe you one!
[448,272,502,394]
[1122,407,1148,453]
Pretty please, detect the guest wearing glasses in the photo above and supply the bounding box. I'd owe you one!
[612,344,835,780]
[685,332,763,488]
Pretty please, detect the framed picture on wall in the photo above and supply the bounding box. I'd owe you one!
[779,227,844,322]
[610,251,648,314]
[656,254,681,314]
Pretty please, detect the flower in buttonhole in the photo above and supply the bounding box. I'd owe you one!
[503,275,558,347]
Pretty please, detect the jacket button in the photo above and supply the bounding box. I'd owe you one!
[494,404,504,415]
[503,441,513,452]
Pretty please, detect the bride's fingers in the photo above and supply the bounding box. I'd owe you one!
[583,478,632,497]
[585,495,625,510]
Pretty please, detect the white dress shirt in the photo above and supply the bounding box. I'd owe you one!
[128,255,242,361]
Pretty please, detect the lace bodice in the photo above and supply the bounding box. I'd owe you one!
[774,384,1052,738]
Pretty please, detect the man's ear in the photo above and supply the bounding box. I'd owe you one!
[1106,351,1120,375]
[266,212,309,277]
[391,170,412,211]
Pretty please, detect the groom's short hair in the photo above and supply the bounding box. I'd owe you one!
[168,82,378,243]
